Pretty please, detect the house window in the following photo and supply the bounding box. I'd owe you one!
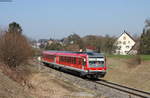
[126,46,129,48]
[118,46,121,50]
[123,37,126,40]
[128,41,130,43]
[119,41,121,44]
[123,41,126,45]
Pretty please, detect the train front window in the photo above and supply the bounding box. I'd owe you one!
[88,58,104,68]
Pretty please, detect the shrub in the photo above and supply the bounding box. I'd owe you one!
[45,42,63,50]
[127,55,141,68]
[32,48,42,57]
[0,32,33,67]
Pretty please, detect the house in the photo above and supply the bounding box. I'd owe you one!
[114,31,136,55]
[127,42,139,55]
[86,46,96,52]
[37,39,48,48]
[47,39,54,45]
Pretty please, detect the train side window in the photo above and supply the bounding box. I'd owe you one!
[49,55,54,60]
[69,57,71,63]
[64,57,67,62]
[71,57,74,64]
[78,58,82,65]
[60,56,62,61]
[62,56,64,61]
[66,57,68,62]
[67,57,70,63]
[59,56,62,61]
[68,57,70,63]
[66,57,68,63]
[73,57,76,64]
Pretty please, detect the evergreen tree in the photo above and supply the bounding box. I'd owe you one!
[140,19,150,54]
[8,22,22,34]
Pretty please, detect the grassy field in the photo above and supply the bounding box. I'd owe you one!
[140,55,150,60]
[107,54,150,61]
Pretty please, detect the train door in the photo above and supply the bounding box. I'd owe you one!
[82,58,86,70]
[77,58,82,69]
[54,55,57,63]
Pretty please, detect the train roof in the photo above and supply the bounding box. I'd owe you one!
[43,50,104,58]
[85,52,104,58]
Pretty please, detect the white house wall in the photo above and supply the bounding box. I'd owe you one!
[115,33,135,55]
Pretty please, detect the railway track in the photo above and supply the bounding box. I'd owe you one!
[50,65,150,98]
[93,80,150,98]
[34,61,150,98]
[55,68,150,98]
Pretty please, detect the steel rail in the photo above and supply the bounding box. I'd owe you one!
[93,80,150,98]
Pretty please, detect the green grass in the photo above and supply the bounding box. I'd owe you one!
[140,55,150,61]
[107,54,150,61]
[107,54,134,59]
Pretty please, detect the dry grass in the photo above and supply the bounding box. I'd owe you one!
[24,62,98,98]
[0,63,33,98]
[104,58,150,91]
[0,63,32,86]
[0,60,100,98]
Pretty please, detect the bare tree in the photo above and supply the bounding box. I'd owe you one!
[0,29,33,67]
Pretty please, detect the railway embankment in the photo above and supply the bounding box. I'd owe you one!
[0,69,32,98]
[0,61,97,98]
[26,61,97,98]
[31,60,150,98]
[104,58,150,92]
[0,58,149,98]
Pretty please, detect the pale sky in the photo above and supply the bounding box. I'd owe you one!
[0,0,150,39]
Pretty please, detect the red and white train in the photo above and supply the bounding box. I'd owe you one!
[41,50,107,78]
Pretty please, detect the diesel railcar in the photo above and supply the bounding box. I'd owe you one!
[41,50,106,78]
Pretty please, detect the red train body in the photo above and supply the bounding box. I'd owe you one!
[42,50,106,78]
